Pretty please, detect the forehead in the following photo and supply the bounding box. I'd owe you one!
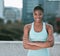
[33,10,43,13]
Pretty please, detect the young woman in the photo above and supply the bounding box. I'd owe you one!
[23,6,54,56]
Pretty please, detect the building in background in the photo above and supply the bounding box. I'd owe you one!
[0,0,4,18]
[0,0,21,23]
[22,0,60,24]
[4,7,20,22]
[22,0,40,24]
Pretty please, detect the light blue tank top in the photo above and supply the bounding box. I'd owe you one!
[27,22,50,56]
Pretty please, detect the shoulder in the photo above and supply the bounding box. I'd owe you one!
[24,23,32,31]
[46,23,53,28]
[46,23,53,32]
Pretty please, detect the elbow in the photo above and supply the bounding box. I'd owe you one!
[23,46,27,49]
[50,43,54,47]
[45,42,54,48]
[24,45,29,49]
[23,44,29,49]
[50,42,54,47]
[23,44,26,49]
[51,41,54,47]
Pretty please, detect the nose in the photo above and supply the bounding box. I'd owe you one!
[37,15,40,18]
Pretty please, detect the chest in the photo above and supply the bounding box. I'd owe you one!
[34,25,43,32]
[29,22,48,41]
[29,30,48,41]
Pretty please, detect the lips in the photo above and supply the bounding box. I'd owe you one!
[36,18,40,21]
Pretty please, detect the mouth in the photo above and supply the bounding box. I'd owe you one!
[36,18,40,21]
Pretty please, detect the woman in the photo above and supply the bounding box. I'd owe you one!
[23,6,54,56]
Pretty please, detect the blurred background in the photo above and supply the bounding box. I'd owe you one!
[0,0,60,56]
[0,0,60,41]
[0,0,23,41]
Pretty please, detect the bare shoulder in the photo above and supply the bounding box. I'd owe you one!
[46,23,53,32]
[24,23,32,31]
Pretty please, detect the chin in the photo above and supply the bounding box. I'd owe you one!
[35,21,40,23]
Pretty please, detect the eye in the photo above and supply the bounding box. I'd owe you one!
[34,13,37,15]
[39,13,42,15]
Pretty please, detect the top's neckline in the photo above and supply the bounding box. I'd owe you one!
[33,22,43,33]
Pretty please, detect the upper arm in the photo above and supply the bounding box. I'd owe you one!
[46,24,54,46]
[23,24,31,46]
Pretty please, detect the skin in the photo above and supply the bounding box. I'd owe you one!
[23,10,54,50]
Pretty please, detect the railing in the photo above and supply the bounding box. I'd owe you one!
[0,41,60,56]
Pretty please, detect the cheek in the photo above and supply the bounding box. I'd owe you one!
[34,16,36,18]
[40,15,43,17]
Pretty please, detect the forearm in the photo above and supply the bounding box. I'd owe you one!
[23,43,41,50]
[28,41,54,48]
[35,41,51,48]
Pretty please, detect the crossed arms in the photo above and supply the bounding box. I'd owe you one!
[23,24,54,50]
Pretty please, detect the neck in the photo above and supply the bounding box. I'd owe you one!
[34,21,43,26]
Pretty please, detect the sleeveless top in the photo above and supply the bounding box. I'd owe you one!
[27,22,50,56]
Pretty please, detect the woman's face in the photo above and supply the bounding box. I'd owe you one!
[33,10,43,23]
